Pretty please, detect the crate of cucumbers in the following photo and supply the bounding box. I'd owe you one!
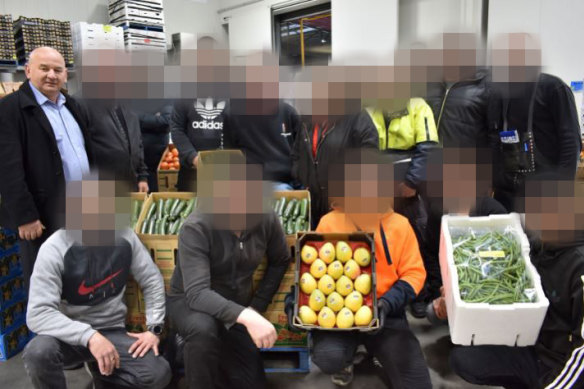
[136,192,196,239]
[292,232,379,332]
[439,213,549,346]
[273,190,311,237]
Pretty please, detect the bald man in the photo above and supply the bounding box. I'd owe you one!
[0,47,93,288]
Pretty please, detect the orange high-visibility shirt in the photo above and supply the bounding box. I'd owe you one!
[316,210,426,296]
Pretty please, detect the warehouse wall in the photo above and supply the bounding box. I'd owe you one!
[398,0,483,48]
[331,0,397,65]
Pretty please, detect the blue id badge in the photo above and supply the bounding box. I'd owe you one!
[499,129,520,144]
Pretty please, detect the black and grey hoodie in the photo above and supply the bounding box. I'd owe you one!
[26,228,166,347]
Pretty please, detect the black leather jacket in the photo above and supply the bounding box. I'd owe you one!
[425,69,491,149]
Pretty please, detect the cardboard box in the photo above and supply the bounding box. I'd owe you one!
[135,192,194,241]
[130,192,148,232]
[157,145,179,192]
[0,298,26,333]
[0,249,22,284]
[439,213,549,346]
[0,323,32,361]
[292,232,380,332]
[263,310,307,347]
[0,276,25,310]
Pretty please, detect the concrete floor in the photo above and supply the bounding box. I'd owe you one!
[0,315,499,389]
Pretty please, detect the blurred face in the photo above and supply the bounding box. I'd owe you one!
[198,162,271,231]
[524,181,583,243]
[25,48,67,100]
[329,162,394,218]
[66,180,123,232]
[442,163,476,214]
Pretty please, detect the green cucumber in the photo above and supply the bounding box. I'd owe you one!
[171,200,186,218]
[285,218,294,235]
[283,198,297,218]
[160,215,169,235]
[154,219,162,234]
[299,198,308,219]
[163,198,174,214]
[294,217,304,233]
[140,217,150,234]
[292,199,301,218]
[145,202,157,220]
[278,198,288,217]
[169,219,181,234]
[180,198,195,218]
[147,218,156,234]
[169,198,182,217]
[156,199,164,219]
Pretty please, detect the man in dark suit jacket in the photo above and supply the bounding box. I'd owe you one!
[0,47,93,287]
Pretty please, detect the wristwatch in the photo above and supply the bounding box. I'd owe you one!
[148,324,164,336]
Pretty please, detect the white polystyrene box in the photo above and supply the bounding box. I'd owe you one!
[439,213,549,346]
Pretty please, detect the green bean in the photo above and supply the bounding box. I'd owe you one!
[452,230,536,305]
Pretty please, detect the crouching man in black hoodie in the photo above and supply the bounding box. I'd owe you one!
[166,152,290,389]
[450,174,584,388]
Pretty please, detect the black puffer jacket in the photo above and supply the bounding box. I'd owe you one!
[425,69,491,149]
[291,112,378,227]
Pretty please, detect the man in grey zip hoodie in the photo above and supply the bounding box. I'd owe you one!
[167,153,290,389]
[23,176,171,389]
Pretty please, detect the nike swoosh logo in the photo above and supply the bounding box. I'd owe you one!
[78,269,123,296]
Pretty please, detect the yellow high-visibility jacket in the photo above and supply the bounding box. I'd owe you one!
[366,98,439,151]
[365,98,439,189]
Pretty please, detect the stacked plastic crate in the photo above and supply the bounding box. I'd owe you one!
[0,15,17,66]
[0,228,32,361]
[108,0,166,52]
[71,22,124,53]
[13,17,74,67]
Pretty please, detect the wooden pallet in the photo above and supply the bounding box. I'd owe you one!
[261,346,310,373]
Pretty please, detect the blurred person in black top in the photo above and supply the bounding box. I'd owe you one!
[223,53,300,191]
[488,34,581,212]
[451,175,584,389]
[291,77,378,227]
[85,100,149,192]
[171,39,230,192]
[424,33,491,150]
[138,101,172,192]
[424,147,507,323]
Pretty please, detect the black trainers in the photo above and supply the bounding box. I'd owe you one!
[331,364,354,386]
[410,300,427,319]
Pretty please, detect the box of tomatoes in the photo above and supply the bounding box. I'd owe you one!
[292,232,380,332]
[157,145,180,192]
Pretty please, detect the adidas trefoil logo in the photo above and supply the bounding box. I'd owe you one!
[195,97,226,120]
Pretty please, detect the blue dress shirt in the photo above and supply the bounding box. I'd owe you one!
[29,83,90,182]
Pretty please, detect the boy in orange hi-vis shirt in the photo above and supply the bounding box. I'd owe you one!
[309,149,431,388]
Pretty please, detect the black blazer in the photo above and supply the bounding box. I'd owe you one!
[0,80,93,232]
